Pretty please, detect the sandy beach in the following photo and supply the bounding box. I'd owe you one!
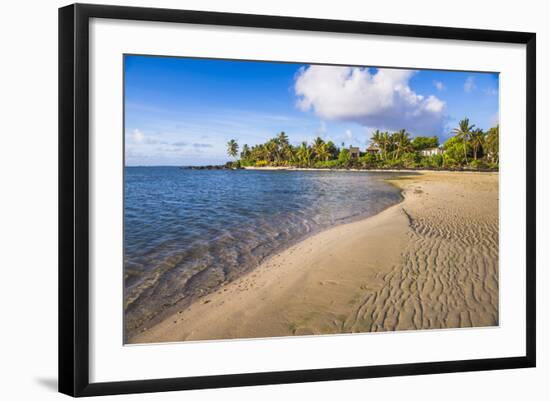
[129,171,499,344]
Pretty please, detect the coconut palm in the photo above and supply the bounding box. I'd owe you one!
[381,131,392,160]
[392,129,412,160]
[325,141,338,159]
[316,144,330,161]
[275,132,290,163]
[285,144,297,164]
[265,139,278,163]
[296,141,313,166]
[452,118,475,163]
[370,130,382,147]
[240,144,250,160]
[312,137,327,161]
[485,125,499,163]
[226,139,239,159]
[251,144,267,162]
[370,130,383,159]
[276,131,289,146]
[469,129,485,160]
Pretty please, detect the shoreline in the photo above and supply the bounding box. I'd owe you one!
[242,166,497,173]
[129,171,499,344]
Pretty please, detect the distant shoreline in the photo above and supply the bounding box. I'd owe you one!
[241,166,499,173]
[126,165,498,173]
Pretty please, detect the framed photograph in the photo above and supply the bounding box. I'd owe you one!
[59,3,536,397]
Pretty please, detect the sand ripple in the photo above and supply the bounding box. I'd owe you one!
[345,175,499,332]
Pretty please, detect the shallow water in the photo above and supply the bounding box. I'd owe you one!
[124,167,406,337]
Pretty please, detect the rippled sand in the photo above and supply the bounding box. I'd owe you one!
[129,171,499,343]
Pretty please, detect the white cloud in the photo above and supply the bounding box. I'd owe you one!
[464,76,476,93]
[345,129,353,140]
[294,66,446,135]
[131,128,145,143]
[424,95,445,113]
[129,128,162,145]
[434,80,445,91]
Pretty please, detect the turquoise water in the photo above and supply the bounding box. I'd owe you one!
[124,167,405,336]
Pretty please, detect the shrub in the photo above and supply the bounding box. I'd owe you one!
[431,154,444,168]
[443,136,472,164]
[313,160,340,169]
[412,136,439,151]
[401,152,420,168]
[468,159,489,170]
[420,154,444,168]
[239,159,255,167]
[383,158,404,168]
[358,153,378,168]
[338,148,350,163]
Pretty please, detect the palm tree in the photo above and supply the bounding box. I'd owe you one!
[316,144,330,161]
[226,139,239,159]
[470,129,485,160]
[392,129,412,160]
[240,144,250,160]
[253,144,269,162]
[485,125,499,163]
[276,131,289,146]
[285,144,297,164]
[265,139,278,163]
[312,137,326,161]
[370,130,382,146]
[370,130,383,159]
[275,132,290,164]
[452,118,475,163]
[325,141,338,159]
[296,141,313,166]
[381,131,392,160]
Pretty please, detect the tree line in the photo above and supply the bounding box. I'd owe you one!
[226,118,499,170]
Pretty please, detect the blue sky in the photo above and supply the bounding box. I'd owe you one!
[125,55,499,166]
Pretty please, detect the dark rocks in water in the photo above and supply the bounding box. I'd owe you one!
[180,162,242,170]
[180,165,227,170]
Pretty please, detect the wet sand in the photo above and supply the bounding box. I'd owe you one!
[129,171,499,344]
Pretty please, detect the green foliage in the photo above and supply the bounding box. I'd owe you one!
[358,153,378,168]
[411,136,439,151]
[444,136,472,164]
[401,152,420,169]
[313,160,340,169]
[226,139,239,159]
[325,141,339,160]
[485,125,499,163]
[240,144,251,160]
[451,118,475,164]
[468,159,489,169]
[239,159,255,167]
[420,154,444,168]
[338,148,351,164]
[229,121,498,171]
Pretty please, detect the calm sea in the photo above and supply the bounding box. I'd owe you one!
[124,167,405,337]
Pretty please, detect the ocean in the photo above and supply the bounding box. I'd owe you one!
[124,167,406,338]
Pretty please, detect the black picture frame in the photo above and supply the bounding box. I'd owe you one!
[58,3,536,397]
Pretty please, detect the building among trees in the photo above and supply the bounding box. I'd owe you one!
[420,147,444,157]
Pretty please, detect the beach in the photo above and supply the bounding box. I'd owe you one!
[129,171,499,343]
